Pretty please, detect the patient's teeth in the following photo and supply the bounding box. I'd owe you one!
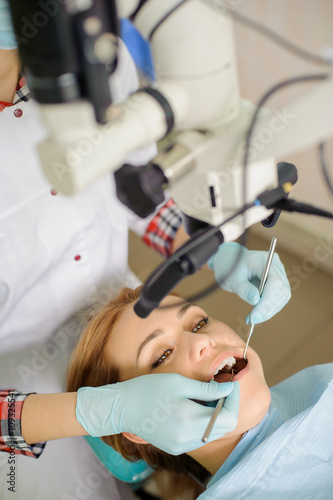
[214,356,236,375]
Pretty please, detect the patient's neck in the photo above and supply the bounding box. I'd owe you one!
[0,49,20,102]
[188,433,243,475]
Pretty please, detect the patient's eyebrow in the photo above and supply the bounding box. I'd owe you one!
[136,303,194,364]
[137,330,164,365]
[177,302,193,319]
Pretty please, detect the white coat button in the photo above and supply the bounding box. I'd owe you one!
[14,108,23,118]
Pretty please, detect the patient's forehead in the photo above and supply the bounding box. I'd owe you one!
[107,295,185,346]
[121,295,186,329]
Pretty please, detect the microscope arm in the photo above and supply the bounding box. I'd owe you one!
[36,0,240,194]
[9,0,333,318]
[35,0,333,244]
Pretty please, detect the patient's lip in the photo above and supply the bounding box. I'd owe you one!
[209,350,243,381]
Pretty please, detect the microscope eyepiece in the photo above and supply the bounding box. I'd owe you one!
[9,0,119,123]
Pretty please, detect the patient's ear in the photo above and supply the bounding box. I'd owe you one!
[122,432,149,445]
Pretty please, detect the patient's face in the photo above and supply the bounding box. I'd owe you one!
[106,296,271,437]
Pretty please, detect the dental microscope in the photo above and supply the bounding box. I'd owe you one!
[8,0,333,316]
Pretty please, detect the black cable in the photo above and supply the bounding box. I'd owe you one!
[130,0,150,22]
[143,0,333,68]
[274,199,333,219]
[140,0,250,309]
[140,74,329,313]
[242,73,329,230]
[148,0,191,41]
[319,142,333,199]
[147,202,254,312]
[136,4,331,312]
[158,74,328,310]
[212,1,333,68]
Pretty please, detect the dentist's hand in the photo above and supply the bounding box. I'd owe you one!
[208,242,291,325]
[76,374,240,455]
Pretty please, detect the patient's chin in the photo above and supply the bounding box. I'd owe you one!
[238,383,271,434]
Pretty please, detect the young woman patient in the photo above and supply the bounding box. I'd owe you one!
[66,286,333,500]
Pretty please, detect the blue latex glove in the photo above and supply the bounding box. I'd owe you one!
[0,0,17,49]
[76,374,240,455]
[208,242,291,325]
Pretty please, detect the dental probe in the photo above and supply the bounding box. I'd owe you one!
[243,237,277,360]
[202,370,236,443]
[201,238,277,443]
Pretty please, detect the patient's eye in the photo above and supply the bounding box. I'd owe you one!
[192,316,209,333]
[152,348,173,369]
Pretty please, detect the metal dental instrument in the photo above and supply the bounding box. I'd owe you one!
[243,237,277,360]
[202,237,277,443]
[202,369,236,443]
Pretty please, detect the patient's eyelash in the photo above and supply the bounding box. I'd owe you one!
[192,316,209,333]
[152,348,173,369]
[151,316,209,369]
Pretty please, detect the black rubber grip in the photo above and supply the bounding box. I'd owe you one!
[140,87,175,136]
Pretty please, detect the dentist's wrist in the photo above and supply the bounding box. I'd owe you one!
[21,392,88,445]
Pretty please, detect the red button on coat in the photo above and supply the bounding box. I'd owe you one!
[74,255,81,261]
[50,189,58,196]
[14,109,23,118]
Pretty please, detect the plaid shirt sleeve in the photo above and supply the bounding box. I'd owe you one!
[143,198,183,257]
[0,76,31,112]
[0,390,45,458]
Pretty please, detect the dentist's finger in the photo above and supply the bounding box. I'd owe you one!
[211,381,240,434]
[246,264,291,325]
[183,379,235,401]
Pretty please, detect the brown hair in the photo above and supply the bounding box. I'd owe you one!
[66,286,209,499]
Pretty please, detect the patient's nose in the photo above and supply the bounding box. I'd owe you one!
[189,334,215,363]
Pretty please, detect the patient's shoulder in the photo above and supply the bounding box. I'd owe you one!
[270,363,333,418]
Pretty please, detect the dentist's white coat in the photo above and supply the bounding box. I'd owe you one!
[0,40,155,500]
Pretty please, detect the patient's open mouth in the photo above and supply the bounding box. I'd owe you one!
[213,356,248,383]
